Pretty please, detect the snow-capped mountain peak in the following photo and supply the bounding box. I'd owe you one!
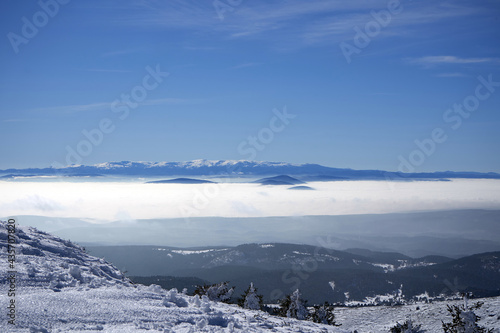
[3,159,500,179]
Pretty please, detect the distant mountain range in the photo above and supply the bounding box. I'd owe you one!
[15,210,500,258]
[1,160,500,180]
[87,243,500,304]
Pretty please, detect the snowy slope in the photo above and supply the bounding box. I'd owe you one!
[1,221,499,332]
[335,297,500,332]
[0,221,343,332]
[6,286,348,332]
[0,224,129,291]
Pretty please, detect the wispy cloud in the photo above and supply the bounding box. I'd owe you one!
[31,102,112,114]
[367,92,397,96]
[408,56,500,66]
[301,2,476,46]
[230,62,262,70]
[435,72,468,78]
[2,118,37,123]
[183,45,220,51]
[142,98,204,106]
[101,49,142,58]
[110,0,481,49]
[84,69,134,73]
[29,98,201,114]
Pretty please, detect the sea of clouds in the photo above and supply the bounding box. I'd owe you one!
[1,179,499,221]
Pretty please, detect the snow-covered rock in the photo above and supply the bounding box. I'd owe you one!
[0,220,344,332]
[0,220,129,291]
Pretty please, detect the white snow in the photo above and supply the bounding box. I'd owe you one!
[171,249,228,255]
[292,251,310,255]
[0,221,341,332]
[1,221,499,332]
[335,297,500,332]
[6,285,350,332]
[90,160,303,172]
[370,261,437,273]
[370,263,396,272]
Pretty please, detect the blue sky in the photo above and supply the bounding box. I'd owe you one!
[0,0,499,172]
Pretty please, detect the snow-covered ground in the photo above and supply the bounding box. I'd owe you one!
[0,220,342,332]
[1,220,499,332]
[7,285,345,332]
[335,297,500,332]
[3,283,499,332]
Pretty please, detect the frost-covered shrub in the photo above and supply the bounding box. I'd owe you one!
[237,282,263,310]
[309,302,340,326]
[278,289,308,320]
[441,298,493,333]
[194,281,234,303]
[390,319,425,332]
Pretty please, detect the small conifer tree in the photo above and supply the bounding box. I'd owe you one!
[194,281,234,303]
[277,293,292,317]
[309,302,340,326]
[442,295,493,333]
[390,319,425,333]
[238,282,263,310]
[278,289,308,320]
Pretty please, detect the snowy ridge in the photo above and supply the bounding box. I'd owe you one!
[0,221,342,332]
[68,160,301,171]
[3,159,500,179]
[0,221,129,290]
